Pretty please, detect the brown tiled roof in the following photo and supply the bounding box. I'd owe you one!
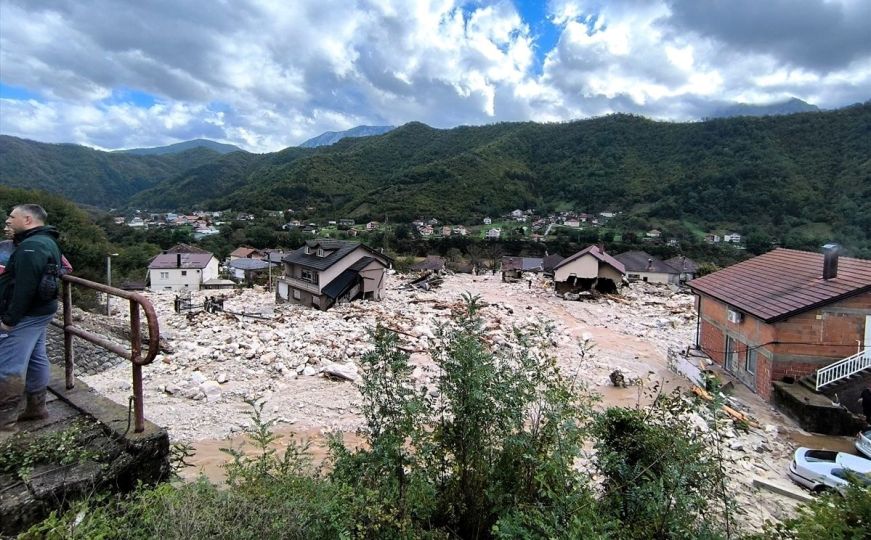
[688,248,871,322]
[553,245,625,274]
[163,243,209,254]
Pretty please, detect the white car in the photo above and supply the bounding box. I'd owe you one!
[857,430,871,459]
[787,447,871,494]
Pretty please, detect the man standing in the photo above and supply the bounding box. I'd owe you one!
[0,204,62,434]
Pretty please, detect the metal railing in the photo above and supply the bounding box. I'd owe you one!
[815,348,871,391]
[49,274,160,433]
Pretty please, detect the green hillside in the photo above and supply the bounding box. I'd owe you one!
[2,104,870,254]
[0,136,221,207]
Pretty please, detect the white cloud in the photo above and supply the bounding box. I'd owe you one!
[0,0,868,152]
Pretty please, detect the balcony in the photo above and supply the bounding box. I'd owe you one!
[280,276,320,294]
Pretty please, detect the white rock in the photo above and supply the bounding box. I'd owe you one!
[323,362,358,382]
[217,372,228,384]
[190,372,207,385]
[303,366,317,377]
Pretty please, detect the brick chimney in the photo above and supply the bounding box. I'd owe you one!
[822,243,839,280]
[176,253,182,268]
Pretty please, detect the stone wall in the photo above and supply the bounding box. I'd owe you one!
[45,324,127,375]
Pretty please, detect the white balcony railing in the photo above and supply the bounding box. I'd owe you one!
[815,348,871,390]
[279,276,320,295]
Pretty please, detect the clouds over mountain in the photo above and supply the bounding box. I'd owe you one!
[0,0,867,152]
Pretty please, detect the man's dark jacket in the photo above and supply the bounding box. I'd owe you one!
[0,226,62,326]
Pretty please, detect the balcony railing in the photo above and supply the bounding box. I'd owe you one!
[280,276,320,294]
[50,275,160,433]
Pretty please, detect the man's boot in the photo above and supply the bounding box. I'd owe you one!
[18,389,49,422]
[0,376,25,436]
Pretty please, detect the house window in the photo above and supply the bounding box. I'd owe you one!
[724,336,738,373]
[745,348,757,374]
[293,289,301,300]
[181,270,187,276]
[317,247,324,257]
[301,269,317,283]
[160,272,169,280]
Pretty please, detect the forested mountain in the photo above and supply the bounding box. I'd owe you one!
[2,104,870,254]
[709,97,820,118]
[299,125,395,147]
[116,138,245,156]
[0,136,221,207]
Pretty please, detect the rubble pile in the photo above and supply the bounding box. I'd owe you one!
[78,272,815,532]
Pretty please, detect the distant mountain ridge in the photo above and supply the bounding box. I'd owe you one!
[709,97,819,119]
[117,138,245,155]
[299,125,395,148]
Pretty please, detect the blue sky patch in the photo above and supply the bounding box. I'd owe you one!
[0,82,42,101]
[102,87,159,108]
[515,0,560,74]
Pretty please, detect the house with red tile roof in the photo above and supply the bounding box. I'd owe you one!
[688,245,871,400]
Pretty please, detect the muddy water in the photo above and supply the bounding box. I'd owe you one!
[181,428,365,484]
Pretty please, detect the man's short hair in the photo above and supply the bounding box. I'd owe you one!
[13,204,48,224]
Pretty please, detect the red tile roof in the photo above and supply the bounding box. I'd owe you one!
[688,248,871,322]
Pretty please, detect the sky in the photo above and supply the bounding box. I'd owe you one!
[1,0,869,153]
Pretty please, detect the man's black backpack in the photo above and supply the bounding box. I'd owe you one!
[37,257,68,301]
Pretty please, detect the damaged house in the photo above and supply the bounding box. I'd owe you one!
[275,239,390,310]
[614,250,681,284]
[552,245,625,294]
[500,256,543,282]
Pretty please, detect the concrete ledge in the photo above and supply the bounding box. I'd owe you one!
[773,381,865,435]
[752,478,814,503]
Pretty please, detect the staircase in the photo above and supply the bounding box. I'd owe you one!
[812,349,871,391]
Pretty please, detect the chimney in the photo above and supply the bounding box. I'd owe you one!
[822,243,839,280]
[647,258,653,271]
[598,242,605,254]
[176,253,182,268]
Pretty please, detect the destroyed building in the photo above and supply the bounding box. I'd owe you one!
[275,239,390,310]
[552,245,625,294]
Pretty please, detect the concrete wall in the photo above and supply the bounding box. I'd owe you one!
[698,291,871,400]
[358,259,386,300]
[626,271,678,284]
[554,254,599,282]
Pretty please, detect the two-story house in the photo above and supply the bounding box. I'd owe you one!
[148,251,219,291]
[275,239,390,310]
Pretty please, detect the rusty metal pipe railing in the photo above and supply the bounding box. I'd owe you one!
[50,274,160,433]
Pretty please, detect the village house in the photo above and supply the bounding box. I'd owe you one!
[705,234,722,244]
[483,217,492,225]
[614,250,680,284]
[275,239,390,310]
[229,246,265,261]
[338,219,355,227]
[441,226,452,237]
[500,256,543,282]
[542,253,565,277]
[665,256,698,283]
[688,245,871,400]
[485,228,501,240]
[723,232,742,244]
[366,221,380,231]
[147,251,220,292]
[563,218,581,228]
[452,226,467,236]
[127,217,147,228]
[646,229,662,239]
[228,258,272,285]
[552,245,625,294]
[418,225,433,237]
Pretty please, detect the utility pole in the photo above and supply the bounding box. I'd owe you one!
[106,253,118,315]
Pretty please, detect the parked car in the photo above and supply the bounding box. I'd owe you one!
[856,430,871,459]
[787,447,871,494]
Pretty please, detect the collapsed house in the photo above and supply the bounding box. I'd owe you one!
[614,250,682,284]
[552,245,625,294]
[275,239,390,310]
[500,256,543,282]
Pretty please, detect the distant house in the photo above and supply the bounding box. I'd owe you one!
[229,258,272,285]
[723,233,742,244]
[366,221,380,231]
[485,228,501,240]
[127,217,147,229]
[441,226,452,237]
[501,257,543,282]
[510,209,524,219]
[452,226,468,236]
[664,256,699,283]
[646,229,662,239]
[339,219,355,227]
[275,239,391,310]
[412,256,447,273]
[688,246,871,401]
[229,246,265,260]
[563,219,580,228]
[614,250,680,284]
[483,217,492,225]
[542,253,565,277]
[148,252,219,291]
[418,225,433,237]
[552,245,625,294]
[705,234,721,244]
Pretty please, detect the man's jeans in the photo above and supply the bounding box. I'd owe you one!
[0,313,54,393]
